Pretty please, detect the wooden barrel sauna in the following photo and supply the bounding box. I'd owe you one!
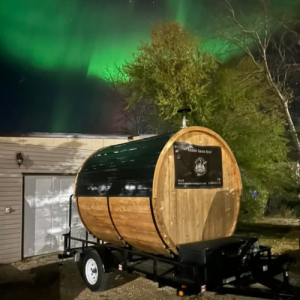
[74,126,242,257]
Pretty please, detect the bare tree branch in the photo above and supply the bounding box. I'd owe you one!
[219,0,300,152]
[241,70,264,82]
[104,66,161,136]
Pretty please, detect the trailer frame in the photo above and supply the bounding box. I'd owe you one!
[58,195,298,299]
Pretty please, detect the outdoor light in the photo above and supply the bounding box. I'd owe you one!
[16,152,24,166]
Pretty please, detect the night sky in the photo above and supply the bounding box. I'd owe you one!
[0,0,298,134]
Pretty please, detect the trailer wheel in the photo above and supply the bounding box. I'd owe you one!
[82,249,110,292]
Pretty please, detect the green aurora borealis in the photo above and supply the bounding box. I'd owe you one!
[0,0,239,79]
[0,0,299,133]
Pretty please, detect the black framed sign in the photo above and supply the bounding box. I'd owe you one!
[173,141,223,189]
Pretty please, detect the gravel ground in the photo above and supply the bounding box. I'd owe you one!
[1,253,299,300]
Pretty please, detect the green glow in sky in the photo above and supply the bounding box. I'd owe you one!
[167,0,191,25]
[0,0,298,79]
[0,0,150,78]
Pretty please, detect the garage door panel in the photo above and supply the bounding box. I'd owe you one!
[35,200,52,209]
[59,179,74,191]
[35,229,47,242]
[35,207,51,218]
[35,218,52,229]
[51,209,66,217]
[59,200,70,208]
[23,175,76,257]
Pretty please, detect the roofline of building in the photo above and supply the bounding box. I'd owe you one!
[0,132,157,139]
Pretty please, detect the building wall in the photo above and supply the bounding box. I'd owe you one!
[0,136,130,263]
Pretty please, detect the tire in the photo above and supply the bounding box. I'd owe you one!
[81,249,110,292]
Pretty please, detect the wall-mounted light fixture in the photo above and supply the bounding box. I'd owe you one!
[16,152,24,167]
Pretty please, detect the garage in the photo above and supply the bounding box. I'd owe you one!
[0,133,140,264]
[23,175,76,258]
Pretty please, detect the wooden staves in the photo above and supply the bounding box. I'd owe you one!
[75,127,242,256]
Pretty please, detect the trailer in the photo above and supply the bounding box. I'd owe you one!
[58,120,299,299]
[58,195,298,300]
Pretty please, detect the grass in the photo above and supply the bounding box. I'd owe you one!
[237,217,300,275]
[258,238,299,255]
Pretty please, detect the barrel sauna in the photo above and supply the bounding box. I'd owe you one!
[74,126,242,257]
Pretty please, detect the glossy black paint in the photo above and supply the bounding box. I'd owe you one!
[75,132,175,197]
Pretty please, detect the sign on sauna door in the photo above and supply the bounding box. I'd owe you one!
[173,142,223,189]
[23,175,95,257]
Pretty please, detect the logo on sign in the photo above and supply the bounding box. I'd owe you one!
[194,157,207,176]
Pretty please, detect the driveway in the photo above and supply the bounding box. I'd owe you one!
[0,254,299,300]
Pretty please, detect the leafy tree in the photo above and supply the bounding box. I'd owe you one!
[209,57,292,219]
[123,22,218,124]
[105,66,178,135]
[120,22,293,220]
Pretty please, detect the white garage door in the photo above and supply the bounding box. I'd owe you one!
[23,175,76,257]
